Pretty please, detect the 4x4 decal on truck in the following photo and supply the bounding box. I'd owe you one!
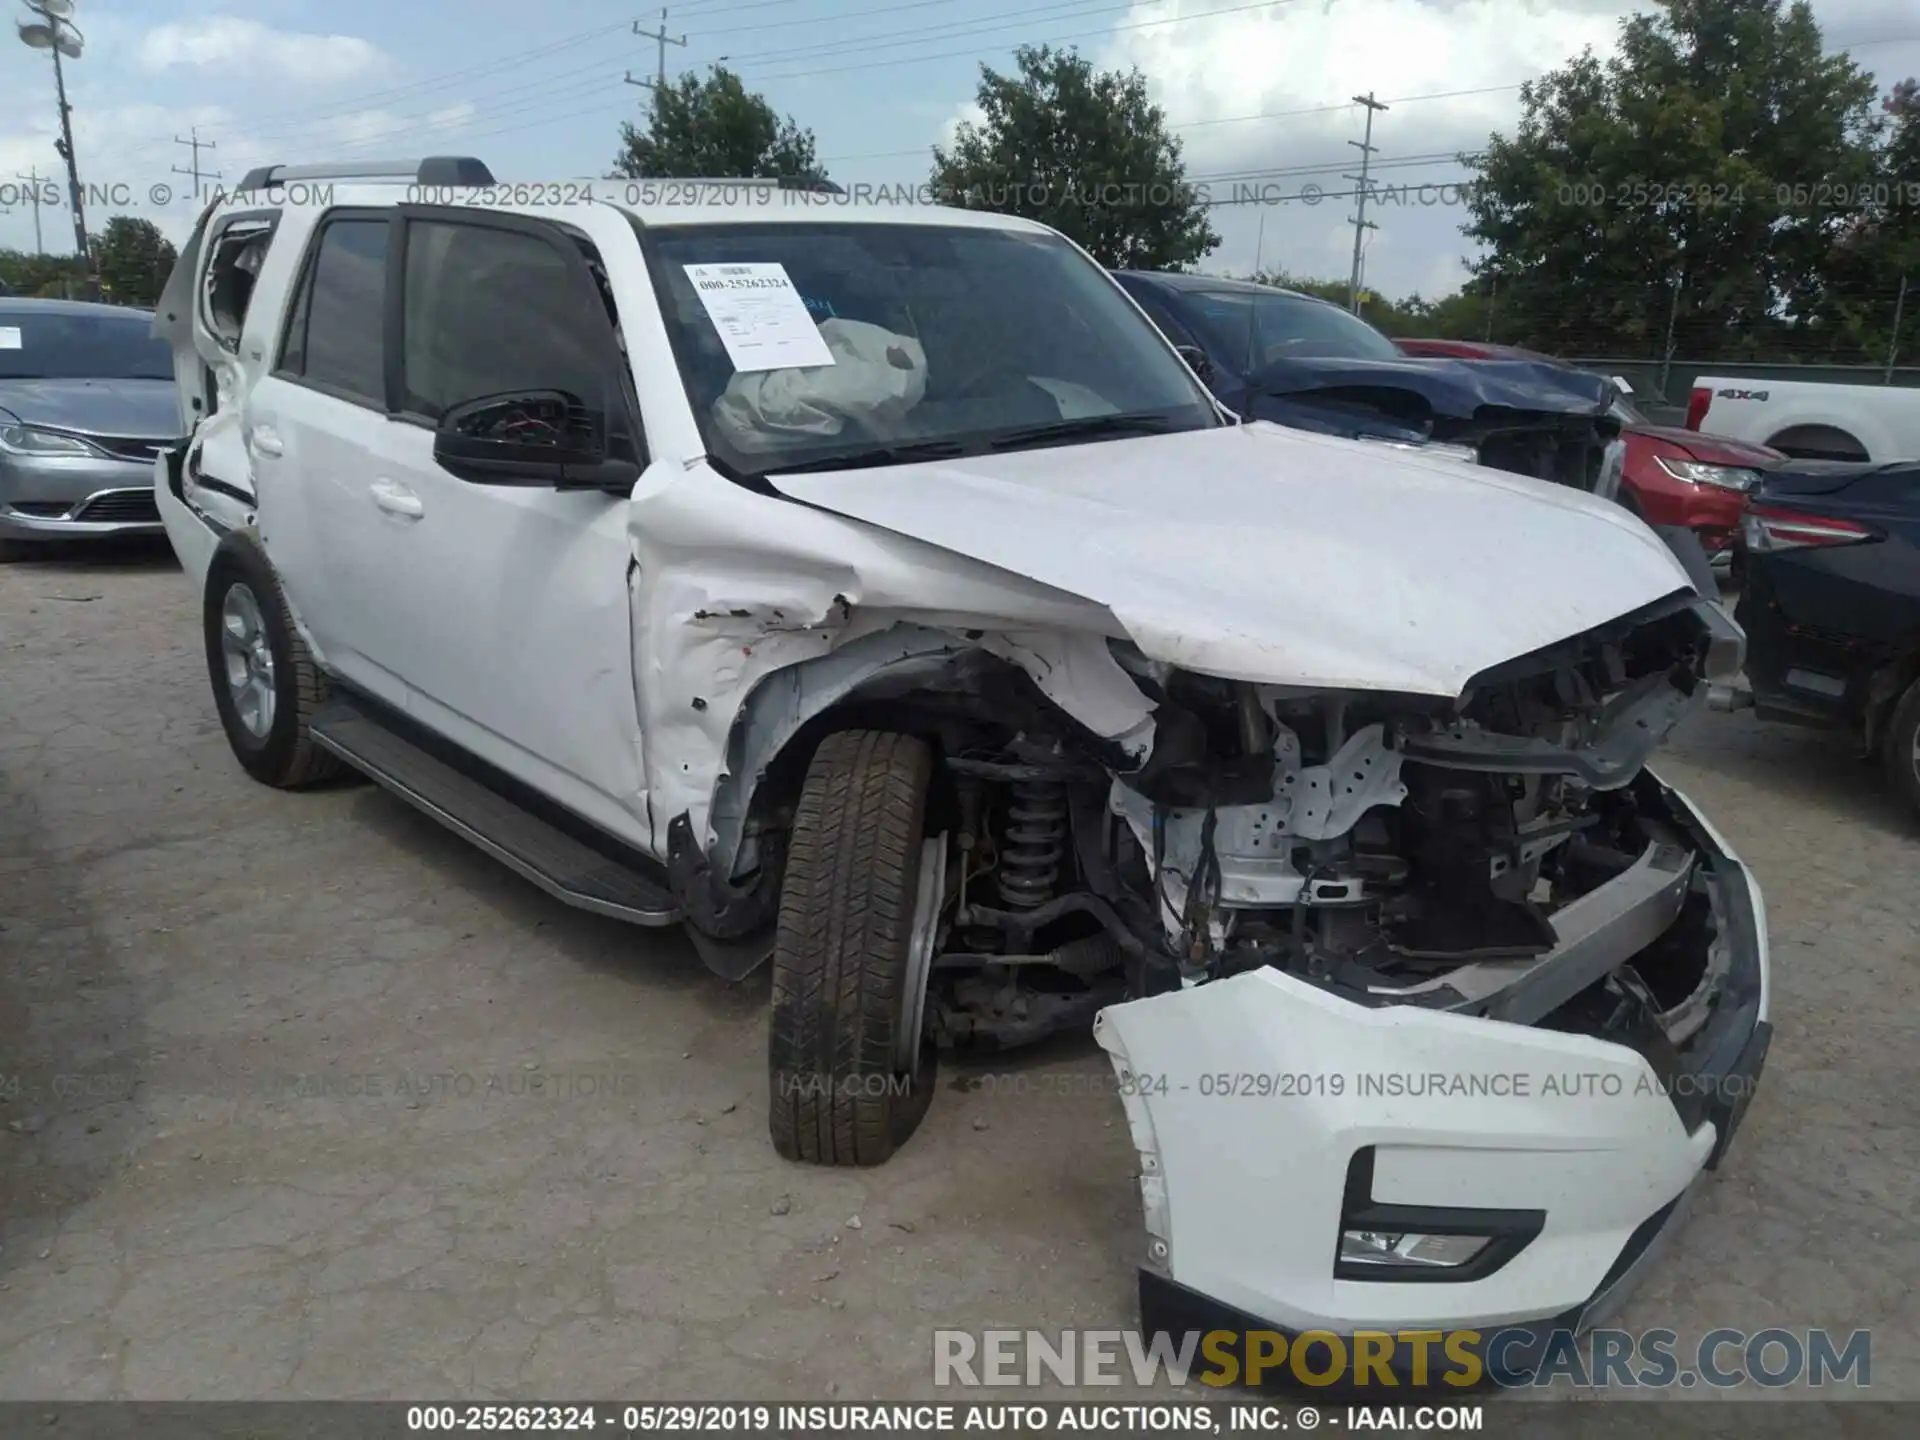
[1717,388,1769,401]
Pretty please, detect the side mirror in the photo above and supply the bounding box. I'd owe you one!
[432,390,639,492]
[1174,344,1214,383]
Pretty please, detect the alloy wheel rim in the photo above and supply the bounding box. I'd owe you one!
[220,582,276,739]
[897,832,948,1076]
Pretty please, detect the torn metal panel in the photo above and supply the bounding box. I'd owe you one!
[977,630,1156,759]
[625,458,1117,857]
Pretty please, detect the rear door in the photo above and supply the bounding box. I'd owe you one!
[150,203,291,577]
[244,210,401,695]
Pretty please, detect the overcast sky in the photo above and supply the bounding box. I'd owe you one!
[1,1,1915,298]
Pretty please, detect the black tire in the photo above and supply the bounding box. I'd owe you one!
[203,537,344,789]
[769,729,938,1166]
[1883,678,1920,824]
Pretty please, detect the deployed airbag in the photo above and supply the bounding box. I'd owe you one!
[712,319,927,452]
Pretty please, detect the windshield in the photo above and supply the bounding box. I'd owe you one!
[0,307,173,382]
[1177,289,1407,369]
[638,221,1220,477]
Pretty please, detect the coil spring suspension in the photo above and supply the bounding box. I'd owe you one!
[997,780,1069,908]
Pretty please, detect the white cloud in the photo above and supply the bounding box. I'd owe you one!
[139,18,388,88]
[1077,0,1640,294]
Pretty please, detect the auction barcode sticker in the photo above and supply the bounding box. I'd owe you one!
[682,262,835,373]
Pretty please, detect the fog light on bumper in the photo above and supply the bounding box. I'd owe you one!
[1339,1230,1491,1269]
[1333,1147,1546,1283]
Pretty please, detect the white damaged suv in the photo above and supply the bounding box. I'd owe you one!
[153,158,1769,1360]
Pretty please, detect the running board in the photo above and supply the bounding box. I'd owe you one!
[309,697,682,927]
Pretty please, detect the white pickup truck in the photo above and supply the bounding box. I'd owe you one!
[1686,375,1920,462]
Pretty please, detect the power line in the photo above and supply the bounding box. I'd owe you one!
[145,17,1920,181]
[700,0,991,40]
[319,82,636,155]
[194,21,638,137]
[817,34,1912,165]
[740,0,1292,82]
[296,0,1297,158]
[718,0,1204,67]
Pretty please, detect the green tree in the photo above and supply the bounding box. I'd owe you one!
[92,217,178,307]
[931,45,1218,270]
[1416,282,1499,343]
[612,66,827,182]
[1819,77,1920,364]
[0,250,89,300]
[1460,0,1883,360]
[1243,269,1433,336]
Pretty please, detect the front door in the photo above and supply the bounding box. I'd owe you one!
[275,207,653,848]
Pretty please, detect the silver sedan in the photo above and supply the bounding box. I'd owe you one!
[0,298,183,552]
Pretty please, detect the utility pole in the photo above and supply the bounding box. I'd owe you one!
[172,126,219,201]
[1887,275,1909,384]
[1659,267,1685,401]
[14,167,46,253]
[624,9,687,97]
[1343,92,1388,314]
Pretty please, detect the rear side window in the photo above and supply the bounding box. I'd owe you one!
[201,214,279,352]
[398,220,608,422]
[280,217,389,405]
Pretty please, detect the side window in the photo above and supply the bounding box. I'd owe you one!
[400,221,611,425]
[1127,286,1200,353]
[200,215,279,352]
[279,217,389,406]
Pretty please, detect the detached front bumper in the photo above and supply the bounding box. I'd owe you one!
[1092,775,1769,1369]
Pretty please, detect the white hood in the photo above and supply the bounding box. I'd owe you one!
[767,421,1696,697]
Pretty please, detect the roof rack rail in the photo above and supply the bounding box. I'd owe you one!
[639,175,844,196]
[234,156,495,192]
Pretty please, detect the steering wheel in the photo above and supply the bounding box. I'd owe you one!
[939,353,1033,402]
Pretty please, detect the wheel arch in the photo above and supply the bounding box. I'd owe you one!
[1862,640,1920,756]
[205,528,331,673]
[1763,423,1870,462]
[700,623,1157,883]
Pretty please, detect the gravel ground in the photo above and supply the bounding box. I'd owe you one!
[1,540,1914,1401]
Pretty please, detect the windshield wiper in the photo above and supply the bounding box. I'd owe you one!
[984,412,1191,453]
[765,439,970,476]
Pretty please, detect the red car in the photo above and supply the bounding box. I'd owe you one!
[1395,338,1781,556]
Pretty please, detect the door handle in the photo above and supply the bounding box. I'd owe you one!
[370,478,424,518]
[250,425,284,457]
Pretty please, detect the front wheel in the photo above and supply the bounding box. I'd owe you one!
[203,537,344,789]
[768,729,940,1166]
